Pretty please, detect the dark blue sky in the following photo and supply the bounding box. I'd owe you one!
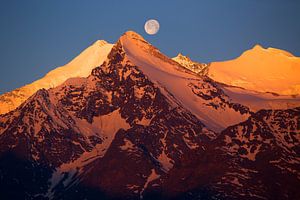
[1,0,300,94]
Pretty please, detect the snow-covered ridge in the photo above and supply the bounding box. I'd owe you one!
[208,44,300,95]
[120,31,197,79]
[0,40,113,115]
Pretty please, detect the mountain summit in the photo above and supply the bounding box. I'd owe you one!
[208,44,300,95]
[0,40,113,114]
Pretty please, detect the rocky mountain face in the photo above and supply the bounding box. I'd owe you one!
[214,107,300,200]
[0,31,299,200]
[172,53,208,75]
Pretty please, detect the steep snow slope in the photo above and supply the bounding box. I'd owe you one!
[221,85,300,111]
[0,40,113,115]
[208,45,300,95]
[120,31,250,131]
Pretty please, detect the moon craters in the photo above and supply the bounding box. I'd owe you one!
[144,19,160,35]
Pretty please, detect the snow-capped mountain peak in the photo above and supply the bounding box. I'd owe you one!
[174,53,192,61]
[120,31,194,77]
[208,44,300,95]
[172,53,208,74]
[93,40,109,46]
[0,40,113,115]
[122,30,147,40]
[251,44,294,57]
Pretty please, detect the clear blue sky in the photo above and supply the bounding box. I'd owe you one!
[0,0,300,94]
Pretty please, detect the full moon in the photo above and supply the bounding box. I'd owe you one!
[144,19,160,35]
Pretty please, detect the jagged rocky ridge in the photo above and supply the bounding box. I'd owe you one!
[0,31,299,200]
[172,53,209,75]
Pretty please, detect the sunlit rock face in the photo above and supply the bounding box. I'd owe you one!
[173,53,208,74]
[0,31,299,200]
[0,40,113,115]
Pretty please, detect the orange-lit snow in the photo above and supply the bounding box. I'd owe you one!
[208,44,300,95]
[0,40,113,114]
